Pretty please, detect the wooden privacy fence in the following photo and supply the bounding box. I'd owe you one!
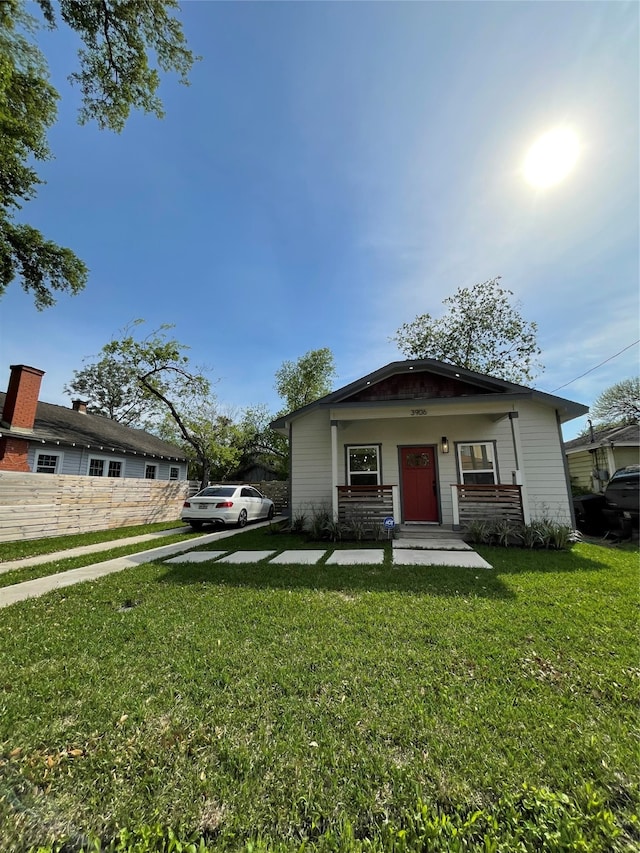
[337,485,395,525]
[453,483,524,527]
[0,471,190,543]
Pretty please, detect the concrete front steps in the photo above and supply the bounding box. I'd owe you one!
[394,524,470,551]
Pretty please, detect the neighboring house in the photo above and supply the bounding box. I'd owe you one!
[0,364,189,481]
[271,359,588,528]
[564,423,640,494]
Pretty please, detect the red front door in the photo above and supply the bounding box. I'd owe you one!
[401,446,439,522]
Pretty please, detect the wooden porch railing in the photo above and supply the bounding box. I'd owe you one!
[452,483,524,526]
[337,485,395,524]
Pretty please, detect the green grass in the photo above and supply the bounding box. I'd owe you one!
[0,532,201,590]
[0,520,186,563]
[0,536,637,851]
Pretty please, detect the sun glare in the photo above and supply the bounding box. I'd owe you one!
[523,128,580,189]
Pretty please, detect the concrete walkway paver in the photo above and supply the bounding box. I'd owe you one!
[269,550,326,565]
[216,551,275,564]
[393,549,492,568]
[164,551,228,563]
[325,549,385,565]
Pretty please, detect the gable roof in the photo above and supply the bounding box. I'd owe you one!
[0,392,188,461]
[564,422,640,453]
[271,359,589,429]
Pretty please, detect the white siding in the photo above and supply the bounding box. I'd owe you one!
[518,401,572,523]
[290,409,333,520]
[291,408,523,526]
[290,400,574,526]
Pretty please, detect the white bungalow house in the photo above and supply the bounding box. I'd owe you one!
[271,359,588,530]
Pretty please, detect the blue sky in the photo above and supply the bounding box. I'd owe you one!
[1,1,638,439]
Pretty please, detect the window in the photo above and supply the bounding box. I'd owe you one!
[88,457,124,477]
[108,461,122,478]
[347,445,381,486]
[36,453,59,474]
[89,458,105,477]
[169,466,180,481]
[145,464,157,479]
[457,442,497,485]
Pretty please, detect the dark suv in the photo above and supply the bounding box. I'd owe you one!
[603,465,640,531]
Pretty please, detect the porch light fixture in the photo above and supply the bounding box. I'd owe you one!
[441,436,450,454]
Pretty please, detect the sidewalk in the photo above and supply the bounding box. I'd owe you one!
[0,522,274,609]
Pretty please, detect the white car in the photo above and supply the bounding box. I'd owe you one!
[181,485,275,530]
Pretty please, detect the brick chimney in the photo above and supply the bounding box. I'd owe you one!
[1,365,45,430]
[72,400,88,414]
[0,365,45,473]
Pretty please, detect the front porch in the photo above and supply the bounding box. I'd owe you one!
[336,483,525,531]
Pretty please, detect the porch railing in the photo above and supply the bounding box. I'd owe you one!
[452,484,524,527]
[337,485,396,525]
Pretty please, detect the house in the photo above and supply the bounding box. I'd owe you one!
[270,359,588,529]
[0,364,189,481]
[564,423,640,494]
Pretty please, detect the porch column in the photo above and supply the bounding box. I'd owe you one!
[331,421,339,520]
[509,412,530,523]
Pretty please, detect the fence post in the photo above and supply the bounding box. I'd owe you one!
[451,484,460,528]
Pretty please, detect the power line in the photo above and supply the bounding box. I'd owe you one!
[549,339,640,393]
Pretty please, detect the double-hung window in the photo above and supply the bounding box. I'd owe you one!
[88,457,124,477]
[169,466,180,481]
[145,464,157,480]
[36,453,59,474]
[346,445,381,486]
[457,442,497,485]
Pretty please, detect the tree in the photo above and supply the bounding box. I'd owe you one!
[392,278,542,384]
[590,378,639,427]
[73,321,215,488]
[156,403,246,484]
[237,404,289,479]
[274,347,337,412]
[64,354,164,427]
[1,0,197,309]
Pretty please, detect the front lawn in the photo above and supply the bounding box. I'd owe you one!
[0,537,637,851]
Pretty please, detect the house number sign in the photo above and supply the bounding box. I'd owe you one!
[410,408,428,416]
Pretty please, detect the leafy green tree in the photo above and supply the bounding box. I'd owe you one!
[590,377,639,427]
[392,278,542,384]
[274,347,337,412]
[1,0,197,309]
[73,321,215,488]
[237,404,289,480]
[157,404,246,485]
[64,354,164,427]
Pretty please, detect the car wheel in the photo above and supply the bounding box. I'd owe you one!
[267,505,275,520]
[190,521,203,531]
[237,509,248,528]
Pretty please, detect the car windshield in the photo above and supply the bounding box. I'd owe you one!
[610,467,640,482]
[197,486,236,497]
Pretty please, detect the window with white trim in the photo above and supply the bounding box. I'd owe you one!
[145,464,157,479]
[36,453,60,474]
[457,442,497,485]
[88,458,105,477]
[346,445,381,486]
[88,456,124,477]
[169,466,180,481]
